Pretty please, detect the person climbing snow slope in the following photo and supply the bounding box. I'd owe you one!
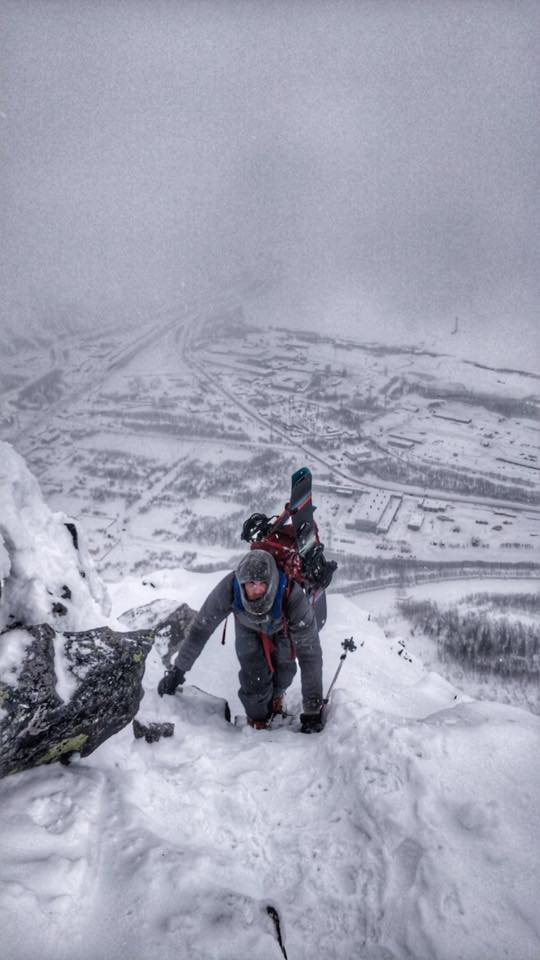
[158,549,325,731]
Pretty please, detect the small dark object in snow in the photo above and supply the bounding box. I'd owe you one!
[300,711,325,734]
[52,602,68,616]
[64,521,79,550]
[61,585,72,600]
[266,905,288,959]
[132,719,175,743]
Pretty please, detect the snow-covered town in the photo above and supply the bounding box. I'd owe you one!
[4,309,539,581]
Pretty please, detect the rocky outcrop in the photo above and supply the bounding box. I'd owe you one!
[153,603,197,667]
[118,598,178,632]
[0,623,153,778]
[117,599,196,669]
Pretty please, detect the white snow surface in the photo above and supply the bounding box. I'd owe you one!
[1,569,539,960]
[0,441,110,631]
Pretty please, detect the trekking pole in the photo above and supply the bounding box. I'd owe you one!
[323,637,358,704]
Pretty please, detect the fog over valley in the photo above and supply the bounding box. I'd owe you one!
[1,0,538,370]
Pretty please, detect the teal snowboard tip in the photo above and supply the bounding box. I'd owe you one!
[291,466,311,484]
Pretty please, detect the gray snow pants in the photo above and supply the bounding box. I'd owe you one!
[235,622,297,721]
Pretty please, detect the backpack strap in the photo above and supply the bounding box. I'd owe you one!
[270,571,288,625]
[230,572,296,664]
[259,632,276,674]
[222,576,246,645]
[233,575,244,613]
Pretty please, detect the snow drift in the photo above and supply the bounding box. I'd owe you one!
[0,441,110,632]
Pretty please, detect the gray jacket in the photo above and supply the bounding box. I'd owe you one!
[174,572,323,705]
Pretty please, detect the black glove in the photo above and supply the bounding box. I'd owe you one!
[157,666,185,697]
[300,708,325,734]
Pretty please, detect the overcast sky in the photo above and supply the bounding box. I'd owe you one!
[1,0,538,363]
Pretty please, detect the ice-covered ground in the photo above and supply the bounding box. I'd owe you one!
[1,568,539,960]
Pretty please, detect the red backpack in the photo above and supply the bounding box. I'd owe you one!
[221,496,336,660]
[240,505,335,595]
[245,518,304,589]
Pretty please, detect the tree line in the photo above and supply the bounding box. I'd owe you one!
[399,597,539,678]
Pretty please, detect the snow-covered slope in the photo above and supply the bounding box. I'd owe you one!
[1,571,538,960]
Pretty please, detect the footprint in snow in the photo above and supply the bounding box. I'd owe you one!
[393,837,424,888]
[455,800,499,836]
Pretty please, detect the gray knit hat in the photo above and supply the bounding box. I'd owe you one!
[235,549,279,616]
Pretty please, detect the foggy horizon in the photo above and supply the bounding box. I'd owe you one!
[1,0,539,368]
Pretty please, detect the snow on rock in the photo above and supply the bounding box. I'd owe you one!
[0,441,110,632]
[0,627,34,723]
[107,565,227,623]
[0,622,153,778]
[0,572,538,960]
[0,627,34,687]
[117,597,179,631]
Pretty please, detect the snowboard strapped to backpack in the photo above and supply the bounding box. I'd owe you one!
[220,468,337,669]
[240,467,337,630]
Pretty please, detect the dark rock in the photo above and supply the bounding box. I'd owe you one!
[51,602,68,616]
[118,598,177,631]
[132,719,174,743]
[154,603,197,667]
[61,585,72,600]
[0,623,153,778]
[64,521,79,550]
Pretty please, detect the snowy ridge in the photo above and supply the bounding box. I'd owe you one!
[1,575,539,960]
[0,441,110,632]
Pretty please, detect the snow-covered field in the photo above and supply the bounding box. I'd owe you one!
[1,568,539,960]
